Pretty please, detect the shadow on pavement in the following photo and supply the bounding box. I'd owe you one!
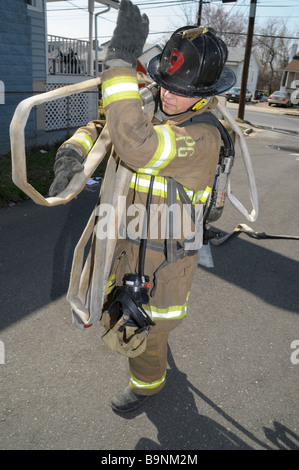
[0,186,99,331]
[117,346,299,450]
[201,231,299,315]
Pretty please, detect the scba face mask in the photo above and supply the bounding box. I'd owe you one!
[100,274,155,357]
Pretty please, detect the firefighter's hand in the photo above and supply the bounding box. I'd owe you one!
[105,0,149,68]
[49,147,84,197]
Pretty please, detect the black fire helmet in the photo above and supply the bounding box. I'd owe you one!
[148,26,236,98]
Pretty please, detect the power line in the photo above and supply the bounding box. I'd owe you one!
[94,29,299,40]
[47,0,299,40]
[47,0,197,10]
[221,31,299,40]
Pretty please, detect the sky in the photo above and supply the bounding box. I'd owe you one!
[46,0,299,47]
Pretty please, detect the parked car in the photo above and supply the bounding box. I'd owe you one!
[268,91,292,107]
[260,93,268,102]
[255,90,268,101]
[225,87,253,102]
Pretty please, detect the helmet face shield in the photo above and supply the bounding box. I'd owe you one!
[148,26,236,98]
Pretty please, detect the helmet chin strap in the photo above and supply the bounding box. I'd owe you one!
[158,95,212,118]
[190,96,211,112]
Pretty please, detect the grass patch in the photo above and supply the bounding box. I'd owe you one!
[0,143,107,209]
[235,117,251,125]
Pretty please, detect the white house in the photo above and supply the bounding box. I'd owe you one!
[94,42,162,76]
[138,44,163,71]
[226,47,261,96]
[281,50,299,96]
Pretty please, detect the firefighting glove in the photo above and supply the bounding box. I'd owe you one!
[49,146,84,196]
[105,0,149,68]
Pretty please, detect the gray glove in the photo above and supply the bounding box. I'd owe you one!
[49,146,84,197]
[105,0,149,68]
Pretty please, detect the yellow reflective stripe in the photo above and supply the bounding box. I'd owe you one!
[105,274,116,295]
[130,173,196,203]
[66,133,93,153]
[199,186,212,203]
[182,187,194,200]
[144,293,190,321]
[130,173,168,198]
[139,125,176,176]
[130,370,166,390]
[102,75,141,107]
[193,190,205,203]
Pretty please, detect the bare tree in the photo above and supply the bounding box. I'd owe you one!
[174,1,197,27]
[254,19,297,94]
[173,2,246,47]
[200,3,247,47]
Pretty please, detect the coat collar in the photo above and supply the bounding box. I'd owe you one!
[153,96,218,125]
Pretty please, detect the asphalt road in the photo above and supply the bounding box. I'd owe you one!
[230,107,299,134]
[0,120,298,450]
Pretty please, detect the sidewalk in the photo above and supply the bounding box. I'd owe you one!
[217,95,299,117]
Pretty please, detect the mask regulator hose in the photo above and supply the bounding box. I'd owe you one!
[108,176,155,331]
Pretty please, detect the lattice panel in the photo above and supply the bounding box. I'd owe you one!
[45,83,89,131]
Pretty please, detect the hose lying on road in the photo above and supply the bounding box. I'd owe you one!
[210,223,299,246]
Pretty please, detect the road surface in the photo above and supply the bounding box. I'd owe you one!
[225,101,299,134]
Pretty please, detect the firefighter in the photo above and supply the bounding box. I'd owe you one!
[49,0,235,413]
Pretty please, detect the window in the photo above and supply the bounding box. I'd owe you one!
[25,0,43,12]
[281,71,287,88]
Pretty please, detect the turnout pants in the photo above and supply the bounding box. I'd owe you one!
[111,239,199,396]
[129,318,182,396]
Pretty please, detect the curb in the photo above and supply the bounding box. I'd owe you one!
[246,123,299,136]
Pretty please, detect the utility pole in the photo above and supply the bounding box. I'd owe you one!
[88,0,94,76]
[238,0,257,120]
[197,0,203,25]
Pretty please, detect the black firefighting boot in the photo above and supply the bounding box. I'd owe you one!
[111,386,150,413]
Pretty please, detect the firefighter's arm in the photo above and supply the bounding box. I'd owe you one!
[103,65,221,183]
[49,120,105,197]
[104,0,149,69]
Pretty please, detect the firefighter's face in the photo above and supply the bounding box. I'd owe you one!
[160,88,201,115]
